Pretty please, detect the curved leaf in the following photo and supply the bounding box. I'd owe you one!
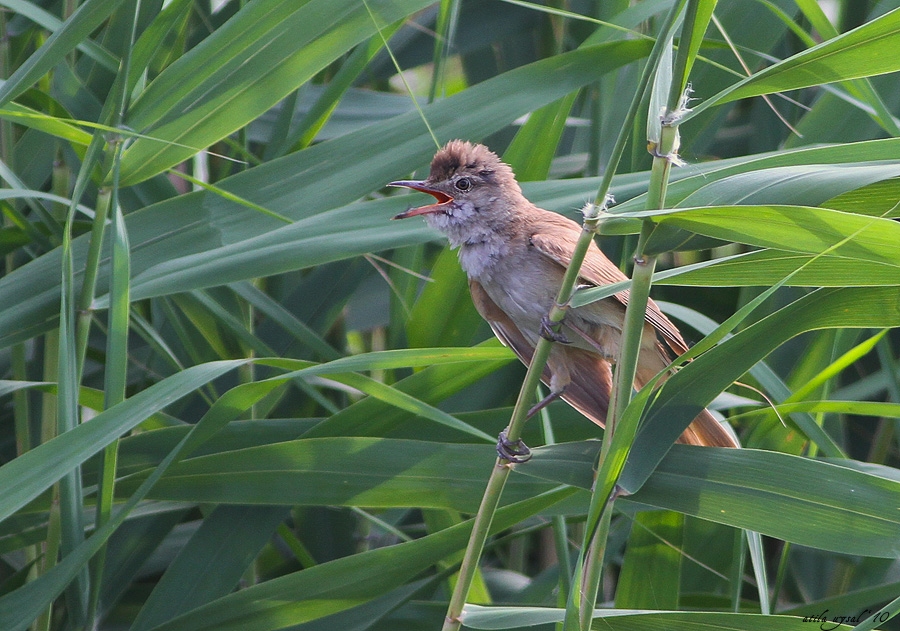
[608,204,900,265]
[120,0,434,184]
[460,606,855,630]
[0,40,652,349]
[630,445,900,559]
[127,437,558,511]
[687,8,900,118]
[141,489,575,631]
[0,360,245,524]
[0,0,125,107]
[620,286,900,493]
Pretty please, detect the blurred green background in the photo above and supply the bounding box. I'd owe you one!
[0,1,899,629]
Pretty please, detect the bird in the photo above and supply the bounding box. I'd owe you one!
[389,140,738,457]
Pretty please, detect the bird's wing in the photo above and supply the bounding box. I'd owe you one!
[470,278,736,446]
[527,211,690,355]
[469,279,612,427]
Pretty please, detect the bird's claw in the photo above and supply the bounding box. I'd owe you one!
[539,315,569,344]
[497,430,532,463]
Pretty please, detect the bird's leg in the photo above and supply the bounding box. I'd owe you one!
[496,387,567,463]
[498,327,570,464]
[497,430,532,463]
[526,386,565,419]
[539,314,569,344]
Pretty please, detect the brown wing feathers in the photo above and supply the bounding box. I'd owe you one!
[527,211,690,355]
[469,279,613,426]
[481,210,738,448]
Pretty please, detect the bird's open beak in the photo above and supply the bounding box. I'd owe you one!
[389,180,454,219]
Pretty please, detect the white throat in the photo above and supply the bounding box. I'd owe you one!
[424,199,511,281]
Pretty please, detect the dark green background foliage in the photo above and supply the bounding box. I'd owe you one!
[0,0,898,629]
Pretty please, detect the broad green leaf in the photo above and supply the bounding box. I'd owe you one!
[686,8,900,118]
[614,511,682,610]
[521,441,900,559]
[86,419,318,481]
[607,205,900,265]
[259,346,513,376]
[301,339,514,440]
[0,40,652,350]
[621,286,900,493]
[731,400,900,422]
[119,197,434,302]
[119,0,435,184]
[0,0,125,107]
[0,105,93,146]
[655,250,900,288]
[676,163,900,208]
[124,437,558,511]
[130,505,288,631]
[613,138,900,213]
[0,360,245,523]
[108,432,900,560]
[603,161,900,242]
[460,606,855,630]
[0,0,118,70]
[138,489,576,631]
[629,445,900,559]
[825,175,900,217]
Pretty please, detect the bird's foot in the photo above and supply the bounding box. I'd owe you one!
[497,430,532,463]
[540,315,569,344]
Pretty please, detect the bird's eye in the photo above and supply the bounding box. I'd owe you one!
[455,177,472,192]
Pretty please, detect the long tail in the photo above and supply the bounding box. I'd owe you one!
[679,408,740,447]
[637,341,740,448]
[554,347,739,448]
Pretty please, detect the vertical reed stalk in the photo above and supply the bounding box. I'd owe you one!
[567,0,699,625]
[86,0,142,623]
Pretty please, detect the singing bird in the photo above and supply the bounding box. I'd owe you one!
[390,140,737,455]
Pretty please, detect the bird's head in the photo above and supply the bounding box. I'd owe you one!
[389,141,524,234]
